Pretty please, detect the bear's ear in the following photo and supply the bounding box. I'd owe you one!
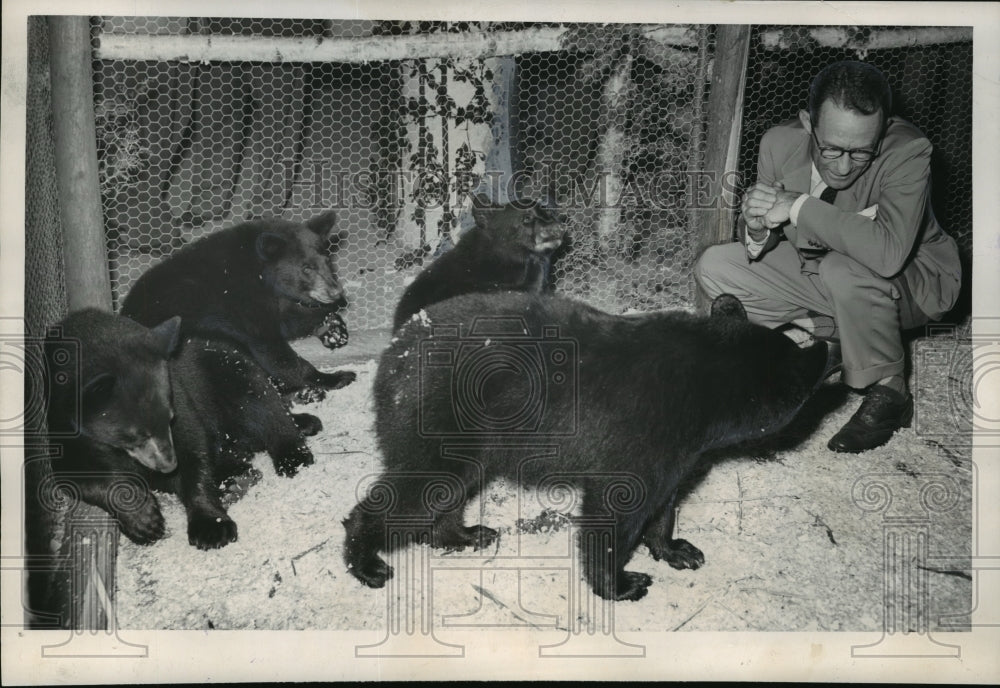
[305,210,338,237]
[82,372,116,407]
[535,203,567,225]
[710,294,747,321]
[256,231,288,261]
[472,193,495,228]
[149,316,182,358]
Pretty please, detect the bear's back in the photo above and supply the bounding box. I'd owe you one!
[121,224,264,322]
[377,291,827,470]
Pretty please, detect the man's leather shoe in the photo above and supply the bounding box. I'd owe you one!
[828,384,913,453]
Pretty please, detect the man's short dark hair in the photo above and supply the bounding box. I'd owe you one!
[808,60,893,126]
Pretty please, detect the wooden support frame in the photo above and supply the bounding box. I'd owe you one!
[693,25,752,312]
[46,15,117,632]
[94,24,697,62]
[49,16,112,312]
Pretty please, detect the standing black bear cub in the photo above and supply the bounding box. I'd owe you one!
[121,212,354,395]
[392,194,566,330]
[344,292,832,601]
[45,309,322,549]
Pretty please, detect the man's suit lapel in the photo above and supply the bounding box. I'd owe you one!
[778,131,812,194]
[775,133,811,245]
[842,159,881,211]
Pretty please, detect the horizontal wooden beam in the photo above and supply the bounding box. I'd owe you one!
[760,26,972,51]
[94,25,696,63]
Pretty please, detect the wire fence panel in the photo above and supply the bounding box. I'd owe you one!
[91,20,971,330]
[24,16,70,629]
[92,20,713,327]
[515,25,710,313]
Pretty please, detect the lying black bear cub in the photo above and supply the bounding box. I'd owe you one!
[45,309,322,549]
[120,211,354,397]
[344,292,832,601]
[392,193,566,330]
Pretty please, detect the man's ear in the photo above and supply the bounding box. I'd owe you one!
[798,109,812,134]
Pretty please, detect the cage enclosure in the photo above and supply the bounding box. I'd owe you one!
[23,17,973,632]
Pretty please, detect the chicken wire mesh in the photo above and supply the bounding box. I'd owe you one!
[21,16,977,634]
[91,19,711,328]
[26,18,67,339]
[515,25,710,312]
[90,20,972,330]
[23,16,68,628]
[738,26,973,298]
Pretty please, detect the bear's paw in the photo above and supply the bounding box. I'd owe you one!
[292,412,323,437]
[118,498,166,545]
[646,537,705,570]
[314,370,356,390]
[317,312,349,349]
[188,513,238,550]
[273,443,315,477]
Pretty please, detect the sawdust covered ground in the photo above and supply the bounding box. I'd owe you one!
[114,318,973,633]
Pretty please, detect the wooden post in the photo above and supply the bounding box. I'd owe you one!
[686,26,710,237]
[48,15,112,312]
[46,15,116,633]
[693,25,751,312]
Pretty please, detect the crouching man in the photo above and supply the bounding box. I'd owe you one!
[696,60,961,453]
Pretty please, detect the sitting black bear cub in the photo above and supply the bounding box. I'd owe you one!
[121,211,354,397]
[344,292,832,601]
[277,225,351,351]
[45,309,322,549]
[392,194,566,330]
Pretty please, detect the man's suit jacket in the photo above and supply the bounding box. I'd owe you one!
[737,117,962,321]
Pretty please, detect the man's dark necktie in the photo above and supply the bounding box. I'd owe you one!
[820,185,838,205]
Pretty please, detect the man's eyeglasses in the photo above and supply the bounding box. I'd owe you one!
[810,128,880,163]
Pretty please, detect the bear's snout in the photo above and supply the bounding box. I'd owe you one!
[534,227,566,253]
[127,435,178,473]
[309,280,344,305]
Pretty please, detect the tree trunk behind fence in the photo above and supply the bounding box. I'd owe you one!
[595,53,632,254]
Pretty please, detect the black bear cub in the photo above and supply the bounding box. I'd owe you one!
[121,211,354,396]
[45,309,322,549]
[392,194,566,330]
[277,225,351,351]
[344,292,831,601]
